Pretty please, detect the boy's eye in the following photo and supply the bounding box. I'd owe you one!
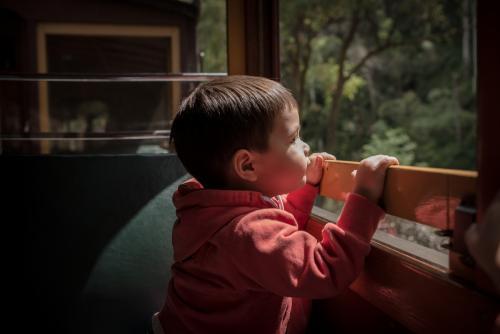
[291,136,300,144]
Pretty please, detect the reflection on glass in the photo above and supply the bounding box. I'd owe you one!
[0,0,227,155]
[0,81,205,155]
[315,197,449,255]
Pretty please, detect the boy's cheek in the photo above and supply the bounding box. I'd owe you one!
[284,169,307,190]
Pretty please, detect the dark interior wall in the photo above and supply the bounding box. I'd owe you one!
[0,0,199,73]
[1,154,187,333]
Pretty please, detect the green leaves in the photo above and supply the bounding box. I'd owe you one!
[280,0,476,169]
[197,0,227,72]
[362,126,418,166]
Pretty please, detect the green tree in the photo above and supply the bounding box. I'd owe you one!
[361,124,419,166]
[197,0,227,72]
[281,0,476,170]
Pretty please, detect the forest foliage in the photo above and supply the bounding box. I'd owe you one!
[198,0,476,170]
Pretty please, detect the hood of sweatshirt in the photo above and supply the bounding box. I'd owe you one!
[171,178,280,262]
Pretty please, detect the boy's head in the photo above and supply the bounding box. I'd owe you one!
[170,75,310,196]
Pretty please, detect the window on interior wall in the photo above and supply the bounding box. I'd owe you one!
[280,0,477,263]
[0,0,227,155]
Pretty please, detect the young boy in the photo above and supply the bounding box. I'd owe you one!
[154,76,399,334]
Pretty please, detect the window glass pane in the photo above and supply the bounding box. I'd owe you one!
[1,79,214,155]
[0,0,227,155]
[197,0,227,73]
[280,0,476,170]
[314,197,450,268]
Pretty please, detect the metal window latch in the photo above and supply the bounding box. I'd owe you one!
[435,228,453,250]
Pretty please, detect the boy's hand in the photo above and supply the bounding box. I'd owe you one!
[352,155,399,203]
[306,152,336,186]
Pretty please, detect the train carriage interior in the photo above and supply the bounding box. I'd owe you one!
[0,0,499,333]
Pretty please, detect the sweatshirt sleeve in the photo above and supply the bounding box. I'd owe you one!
[227,192,384,298]
[282,183,319,230]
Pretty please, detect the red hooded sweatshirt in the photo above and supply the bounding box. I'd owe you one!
[157,178,384,334]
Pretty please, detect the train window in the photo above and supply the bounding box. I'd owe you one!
[0,0,227,155]
[280,0,476,171]
[280,0,477,264]
[313,197,449,269]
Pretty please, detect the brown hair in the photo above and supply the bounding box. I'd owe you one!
[170,75,297,189]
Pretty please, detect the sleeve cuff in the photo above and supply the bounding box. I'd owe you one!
[284,182,319,215]
[292,182,320,210]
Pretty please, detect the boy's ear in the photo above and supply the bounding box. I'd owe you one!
[232,149,258,182]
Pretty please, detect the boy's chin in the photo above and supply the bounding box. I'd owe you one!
[285,178,306,193]
[267,177,307,196]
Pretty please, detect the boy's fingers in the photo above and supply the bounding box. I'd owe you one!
[387,156,400,166]
[351,170,357,178]
[308,155,321,167]
[315,155,323,166]
[387,155,399,163]
[321,152,336,160]
[379,156,399,168]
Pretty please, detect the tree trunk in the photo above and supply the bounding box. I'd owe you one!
[462,0,471,73]
[326,77,345,153]
[325,13,359,153]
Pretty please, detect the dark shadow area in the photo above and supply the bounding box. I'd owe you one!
[1,154,186,333]
[308,289,411,333]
